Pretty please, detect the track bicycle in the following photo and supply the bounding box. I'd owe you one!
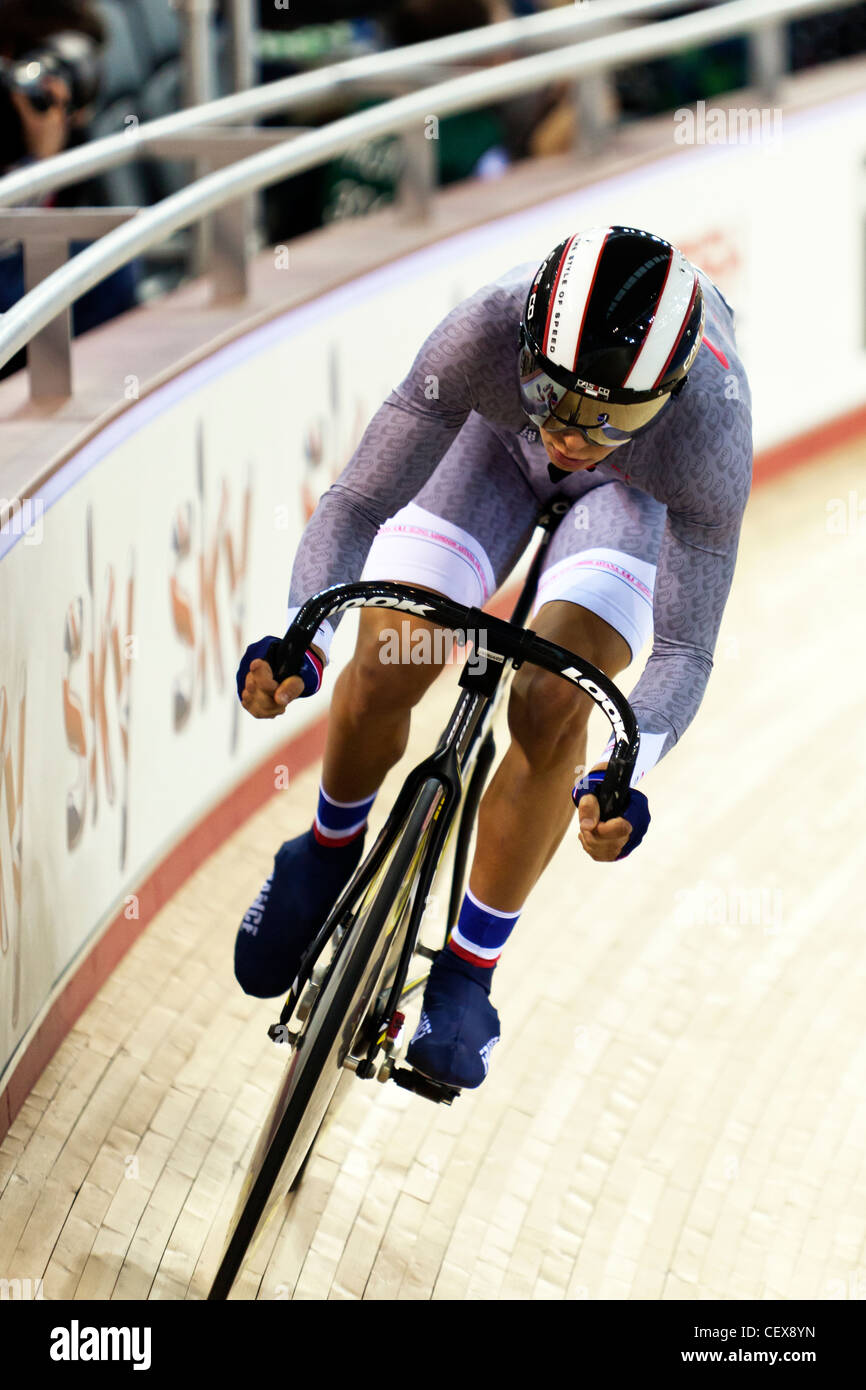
[207,498,640,1299]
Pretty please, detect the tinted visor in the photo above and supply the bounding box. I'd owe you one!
[518,348,670,447]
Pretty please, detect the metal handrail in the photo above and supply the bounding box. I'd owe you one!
[0,0,701,209]
[0,0,860,373]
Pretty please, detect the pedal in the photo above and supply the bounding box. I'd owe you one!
[343,1053,376,1078]
[390,1066,461,1105]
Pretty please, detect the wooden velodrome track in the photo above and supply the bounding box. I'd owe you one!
[1,433,864,1301]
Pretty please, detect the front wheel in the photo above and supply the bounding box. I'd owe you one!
[207,777,445,1300]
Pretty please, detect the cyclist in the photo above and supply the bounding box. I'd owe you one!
[234,225,752,1090]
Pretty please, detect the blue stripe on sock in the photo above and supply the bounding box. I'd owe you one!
[316,785,377,835]
[452,889,521,958]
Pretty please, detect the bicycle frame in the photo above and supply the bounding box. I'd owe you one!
[266,500,640,1088]
[207,502,643,1296]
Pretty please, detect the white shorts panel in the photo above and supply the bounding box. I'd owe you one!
[532,547,656,660]
[360,501,497,609]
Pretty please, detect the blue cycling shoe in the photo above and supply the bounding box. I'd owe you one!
[406,948,501,1089]
[234,829,365,998]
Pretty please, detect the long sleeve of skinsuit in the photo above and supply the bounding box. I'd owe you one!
[286,276,524,652]
[614,282,753,774]
[617,400,754,775]
[286,265,753,782]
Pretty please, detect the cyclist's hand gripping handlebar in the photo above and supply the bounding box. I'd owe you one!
[268,582,641,821]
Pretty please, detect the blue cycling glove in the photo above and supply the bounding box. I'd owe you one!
[572,769,650,860]
[236,635,323,703]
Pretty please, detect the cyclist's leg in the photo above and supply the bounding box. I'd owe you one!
[408,482,666,1085]
[471,481,665,907]
[318,605,450,804]
[319,416,538,803]
[235,417,535,997]
[471,601,629,906]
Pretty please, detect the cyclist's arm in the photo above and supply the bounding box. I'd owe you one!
[286,391,467,651]
[621,391,753,780]
[239,357,472,713]
[286,280,522,657]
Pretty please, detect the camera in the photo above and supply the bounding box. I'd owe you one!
[0,29,102,168]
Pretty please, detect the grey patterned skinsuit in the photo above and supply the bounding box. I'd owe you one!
[287,262,753,782]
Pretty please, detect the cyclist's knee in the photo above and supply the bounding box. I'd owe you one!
[508,603,630,767]
[508,664,591,767]
[347,613,446,714]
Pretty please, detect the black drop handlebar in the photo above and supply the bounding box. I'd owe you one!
[267,581,640,821]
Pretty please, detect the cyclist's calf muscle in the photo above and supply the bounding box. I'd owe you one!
[323,595,633,900]
[321,598,452,804]
[471,602,632,905]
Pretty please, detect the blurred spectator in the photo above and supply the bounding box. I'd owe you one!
[0,0,104,170]
[375,0,512,190]
[616,4,866,119]
[789,5,866,71]
[0,0,138,379]
[263,0,572,238]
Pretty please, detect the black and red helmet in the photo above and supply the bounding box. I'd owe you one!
[519,226,705,445]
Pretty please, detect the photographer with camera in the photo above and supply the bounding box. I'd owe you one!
[0,0,137,377]
[0,0,104,173]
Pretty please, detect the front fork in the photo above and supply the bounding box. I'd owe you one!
[358,724,500,1101]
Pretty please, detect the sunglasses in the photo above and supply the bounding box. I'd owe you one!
[518,348,671,448]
